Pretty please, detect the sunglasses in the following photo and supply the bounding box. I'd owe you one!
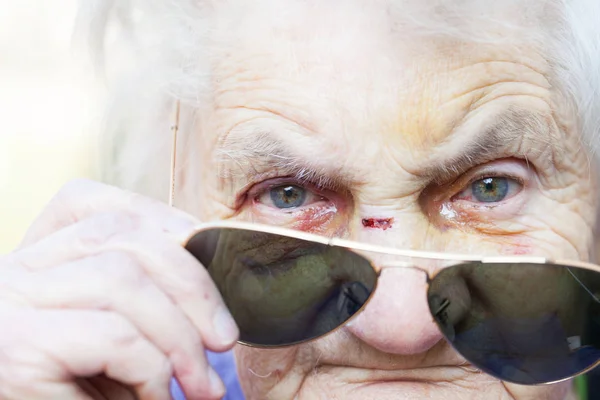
[168,102,600,386]
[182,221,600,386]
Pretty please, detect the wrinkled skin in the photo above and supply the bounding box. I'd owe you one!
[176,1,598,399]
[1,0,597,399]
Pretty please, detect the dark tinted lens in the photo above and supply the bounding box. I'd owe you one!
[186,228,377,346]
[428,262,600,384]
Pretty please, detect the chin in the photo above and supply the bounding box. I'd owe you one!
[295,381,571,400]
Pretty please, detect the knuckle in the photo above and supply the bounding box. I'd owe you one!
[176,280,202,304]
[165,252,215,303]
[2,365,42,396]
[100,251,151,291]
[112,326,144,350]
[179,273,216,305]
[0,318,38,398]
[172,267,204,300]
[103,313,151,352]
[154,357,174,382]
[78,212,141,248]
[0,282,30,309]
[0,309,28,346]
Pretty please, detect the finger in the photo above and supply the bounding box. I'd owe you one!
[18,179,199,248]
[10,212,239,352]
[1,252,226,400]
[0,379,94,400]
[0,307,173,400]
[11,211,172,270]
[78,376,145,400]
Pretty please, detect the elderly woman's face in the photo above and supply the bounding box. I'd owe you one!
[186,1,597,399]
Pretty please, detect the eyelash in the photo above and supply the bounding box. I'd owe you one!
[245,159,530,211]
[447,161,529,208]
[454,173,524,196]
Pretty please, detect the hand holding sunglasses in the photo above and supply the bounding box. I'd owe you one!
[0,180,236,400]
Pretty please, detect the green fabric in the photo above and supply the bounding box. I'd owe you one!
[575,375,588,400]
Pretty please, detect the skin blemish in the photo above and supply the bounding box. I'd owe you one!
[500,239,533,255]
[290,205,338,233]
[362,218,394,230]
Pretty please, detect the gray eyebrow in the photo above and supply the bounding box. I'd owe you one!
[215,130,353,189]
[216,109,557,188]
[417,109,556,183]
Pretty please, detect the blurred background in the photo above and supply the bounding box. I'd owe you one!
[0,0,98,253]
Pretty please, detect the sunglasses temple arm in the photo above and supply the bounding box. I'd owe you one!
[566,267,600,304]
[169,100,181,207]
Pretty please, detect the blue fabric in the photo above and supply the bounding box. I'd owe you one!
[170,350,245,399]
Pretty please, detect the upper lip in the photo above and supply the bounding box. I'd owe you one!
[299,333,472,376]
[313,363,478,385]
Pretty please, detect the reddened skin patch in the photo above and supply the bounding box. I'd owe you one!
[362,218,394,230]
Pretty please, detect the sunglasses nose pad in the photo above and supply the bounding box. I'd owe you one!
[428,275,473,342]
[336,281,370,321]
[429,295,456,341]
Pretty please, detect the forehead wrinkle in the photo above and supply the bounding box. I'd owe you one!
[386,57,551,150]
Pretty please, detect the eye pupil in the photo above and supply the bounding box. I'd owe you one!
[283,186,295,199]
[270,185,307,208]
[472,177,509,203]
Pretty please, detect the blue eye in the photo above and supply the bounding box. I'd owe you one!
[471,177,509,202]
[269,185,307,208]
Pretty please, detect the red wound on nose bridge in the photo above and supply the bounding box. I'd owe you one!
[362,218,394,230]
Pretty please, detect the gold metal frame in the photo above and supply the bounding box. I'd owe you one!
[169,100,600,386]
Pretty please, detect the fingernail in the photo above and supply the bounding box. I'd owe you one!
[209,367,226,397]
[213,306,239,345]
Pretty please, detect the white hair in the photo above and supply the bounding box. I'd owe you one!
[76,0,600,205]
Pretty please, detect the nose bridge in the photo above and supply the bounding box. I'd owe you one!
[347,197,461,278]
[379,261,432,283]
[340,199,448,355]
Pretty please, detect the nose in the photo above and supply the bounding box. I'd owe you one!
[344,223,446,355]
[347,268,444,354]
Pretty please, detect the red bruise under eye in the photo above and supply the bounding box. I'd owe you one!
[362,218,394,230]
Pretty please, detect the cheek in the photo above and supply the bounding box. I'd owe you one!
[484,234,535,256]
[421,221,537,259]
[500,240,533,255]
[287,206,352,237]
[425,195,529,234]
[518,196,595,259]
